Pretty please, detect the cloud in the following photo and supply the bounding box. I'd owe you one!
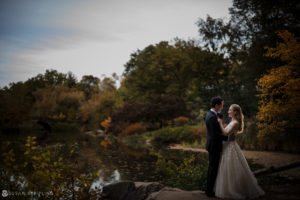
[0,0,232,87]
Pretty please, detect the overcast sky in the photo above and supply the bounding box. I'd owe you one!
[0,0,232,87]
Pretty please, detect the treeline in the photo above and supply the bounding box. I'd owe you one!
[0,0,299,152]
[0,70,120,132]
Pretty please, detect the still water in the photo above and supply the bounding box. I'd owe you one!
[89,141,208,190]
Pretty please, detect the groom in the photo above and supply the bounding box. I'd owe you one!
[205,96,230,197]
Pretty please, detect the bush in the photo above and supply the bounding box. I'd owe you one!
[0,136,101,199]
[150,126,194,145]
[120,123,147,137]
[122,134,147,149]
[156,155,208,190]
[191,125,206,141]
[173,116,189,126]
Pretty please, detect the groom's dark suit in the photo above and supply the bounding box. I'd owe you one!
[205,110,228,196]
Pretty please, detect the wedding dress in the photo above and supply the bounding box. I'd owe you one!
[214,121,265,199]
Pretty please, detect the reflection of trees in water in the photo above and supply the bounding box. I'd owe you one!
[97,142,158,182]
[95,141,209,186]
[91,169,120,190]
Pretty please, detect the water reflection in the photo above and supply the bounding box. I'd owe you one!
[91,169,121,190]
[89,141,207,190]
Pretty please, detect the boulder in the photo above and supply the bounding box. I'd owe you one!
[101,181,209,200]
[146,187,206,200]
[101,181,135,200]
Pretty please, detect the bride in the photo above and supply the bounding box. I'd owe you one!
[214,104,265,199]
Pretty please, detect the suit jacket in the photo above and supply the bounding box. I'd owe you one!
[205,110,228,153]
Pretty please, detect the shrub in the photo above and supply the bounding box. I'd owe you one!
[173,116,189,126]
[156,155,208,190]
[151,126,194,145]
[191,125,206,141]
[0,136,101,199]
[120,123,147,137]
[121,134,147,149]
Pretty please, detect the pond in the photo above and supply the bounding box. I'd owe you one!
[89,140,208,190]
[0,131,209,192]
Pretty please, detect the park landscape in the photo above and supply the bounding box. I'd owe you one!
[0,0,299,199]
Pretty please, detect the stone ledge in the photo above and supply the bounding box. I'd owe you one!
[101,181,209,200]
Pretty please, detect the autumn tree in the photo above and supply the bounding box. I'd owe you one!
[80,91,117,131]
[33,86,84,122]
[108,95,188,134]
[256,31,300,152]
[196,0,300,116]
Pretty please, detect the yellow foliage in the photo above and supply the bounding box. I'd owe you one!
[1,136,102,198]
[256,30,300,152]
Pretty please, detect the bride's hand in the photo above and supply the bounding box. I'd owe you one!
[217,118,223,124]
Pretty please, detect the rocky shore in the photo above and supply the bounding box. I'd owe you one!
[101,181,210,200]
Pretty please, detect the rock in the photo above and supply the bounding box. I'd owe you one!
[125,182,165,200]
[101,181,135,200]
[84,130,105,137]
[146,187,206,200]
[96,129,105,136]
[101,181,209,200]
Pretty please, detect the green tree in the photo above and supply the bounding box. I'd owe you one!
[122,40,230,111]
[78,75,100,99]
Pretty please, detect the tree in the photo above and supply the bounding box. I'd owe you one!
[33,86,84,122]
[122,40,231,111]
[0,82,32,132]
[256,31,300,152]
[78,75,100,99]
[99,77,117,93]
[196,0,300,116]
[80,91,117,130]
[108,95,188,134]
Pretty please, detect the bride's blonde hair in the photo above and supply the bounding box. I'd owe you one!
[231,104,244,134]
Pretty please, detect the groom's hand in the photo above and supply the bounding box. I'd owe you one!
[228,134,235,141]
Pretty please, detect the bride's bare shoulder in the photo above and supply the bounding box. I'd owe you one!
[231,120,239,127]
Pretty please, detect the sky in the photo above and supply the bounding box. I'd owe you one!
[0,0,232,87]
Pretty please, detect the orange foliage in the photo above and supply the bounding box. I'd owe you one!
[101,117,111,129]
[120,123,146,137]
[100,138,112,148]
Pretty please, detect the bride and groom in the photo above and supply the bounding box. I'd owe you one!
[205,96,265,199]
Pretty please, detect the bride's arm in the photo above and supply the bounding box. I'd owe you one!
[218,120,238,136]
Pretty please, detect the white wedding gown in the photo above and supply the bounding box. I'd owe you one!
[214,121,265,199]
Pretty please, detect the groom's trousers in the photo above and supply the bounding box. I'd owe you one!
[206,150,222,195]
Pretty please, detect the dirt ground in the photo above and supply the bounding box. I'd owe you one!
[169,144,300,200]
